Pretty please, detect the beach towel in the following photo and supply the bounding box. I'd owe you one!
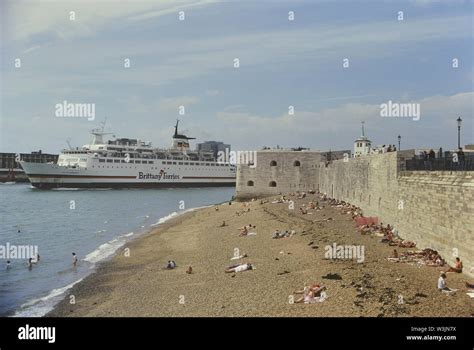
[246,232,257,236]
[466,292,474,298]
[231,255,246,261]
[305,291,328,304]
[355,216,378,227]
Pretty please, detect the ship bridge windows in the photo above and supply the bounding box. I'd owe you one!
[184,162,189,165]
[166,161,172,165]
[178,162,183,165]
[114,160,120,163]
[99,159,105,163]
[106,159,113,163]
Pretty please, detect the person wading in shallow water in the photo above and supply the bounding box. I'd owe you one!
[72,252,78,267]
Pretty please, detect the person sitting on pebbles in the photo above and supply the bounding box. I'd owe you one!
[163,260,177,270]
[239,226,249,237]
[387,249,399,262]
[438,272,456,292]
[445,257,463,273]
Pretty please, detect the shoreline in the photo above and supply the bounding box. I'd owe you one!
[47,194,473,317]
[11,205,213,318]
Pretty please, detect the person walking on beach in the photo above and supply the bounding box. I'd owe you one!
[72,252,78,267]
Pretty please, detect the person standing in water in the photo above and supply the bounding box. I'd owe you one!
[6,260,11,270]
[27,258,33,270]
[72,252,78,267]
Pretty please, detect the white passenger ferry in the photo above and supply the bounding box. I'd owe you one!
[20,121,236,189]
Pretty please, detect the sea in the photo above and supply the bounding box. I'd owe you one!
[0,183,234,316]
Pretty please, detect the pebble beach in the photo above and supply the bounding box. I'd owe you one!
[48,194,473,317]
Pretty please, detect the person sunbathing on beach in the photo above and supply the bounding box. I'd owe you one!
[186,266,193,274]
[465,281,474,289]
[294,284,327,303]
[446,257,463,273]
[272,230,281,239]
[225,263,253,273]
[273,230,295,239]
[398,240,416,248]
[299,207,307,215]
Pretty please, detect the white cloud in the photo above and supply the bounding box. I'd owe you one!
[214,92,473,150]
[3,13,470,99]
[4,0,218,42]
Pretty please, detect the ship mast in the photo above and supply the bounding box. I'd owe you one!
[90,119,112,145]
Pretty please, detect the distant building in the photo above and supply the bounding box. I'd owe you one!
[197,141,230,159]
[0,151,58,182]
[463,144,474,153]
[354,121,372,157]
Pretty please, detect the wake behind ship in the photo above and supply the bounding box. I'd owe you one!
[20,121,236,189]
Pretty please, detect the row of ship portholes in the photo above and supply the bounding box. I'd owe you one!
[269,160,300,167]
[246,180,276,187]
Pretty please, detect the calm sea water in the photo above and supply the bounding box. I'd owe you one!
[0,183,234,316]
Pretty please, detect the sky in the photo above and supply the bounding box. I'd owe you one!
[0,0,473,154]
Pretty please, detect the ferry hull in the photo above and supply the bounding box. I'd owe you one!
[29,181,235,189]
[20,161,236,189]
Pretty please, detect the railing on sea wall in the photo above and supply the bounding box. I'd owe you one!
[405,154,474,171]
